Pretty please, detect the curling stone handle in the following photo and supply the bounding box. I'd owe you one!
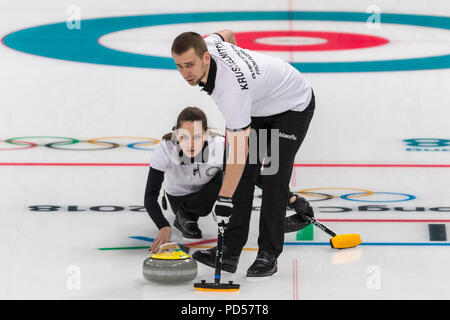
[159,242,180,252]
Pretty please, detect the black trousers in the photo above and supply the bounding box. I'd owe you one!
[165,171,223,221]
[224,89,315,258]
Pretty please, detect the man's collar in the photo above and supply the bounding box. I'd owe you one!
[199,58,217,95]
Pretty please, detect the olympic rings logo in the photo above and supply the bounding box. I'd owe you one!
[0,136,160,151]
[293,187,416,203]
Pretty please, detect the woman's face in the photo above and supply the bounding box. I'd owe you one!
[176,121,207,157]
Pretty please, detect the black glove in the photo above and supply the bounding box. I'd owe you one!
[287,192,314,222]
[212,196,233,232]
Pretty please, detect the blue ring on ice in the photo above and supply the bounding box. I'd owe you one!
[2,11,450,72]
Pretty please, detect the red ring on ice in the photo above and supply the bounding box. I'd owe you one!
[234,30,389,51]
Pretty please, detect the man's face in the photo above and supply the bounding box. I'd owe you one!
[173,48,210,86]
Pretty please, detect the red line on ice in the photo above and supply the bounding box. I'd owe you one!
[1,163,450,167]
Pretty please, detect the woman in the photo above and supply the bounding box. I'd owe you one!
[145,107,225,253]
[145,107,314,254]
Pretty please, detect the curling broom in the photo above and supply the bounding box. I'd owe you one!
[302,215,362,249]
[193,129,240,292]
[193,226,240,292]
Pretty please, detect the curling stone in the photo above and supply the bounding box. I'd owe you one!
[143,242,197,283]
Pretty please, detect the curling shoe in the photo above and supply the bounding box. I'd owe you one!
[173,210,202,239]
[192,246,239,273]
[246,250,278,277]
[284,214,310,233]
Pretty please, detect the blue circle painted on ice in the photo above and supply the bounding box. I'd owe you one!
[341,192,416,203]
[2,11,450,72]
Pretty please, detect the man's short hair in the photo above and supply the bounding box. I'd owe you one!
[171,32,207,58]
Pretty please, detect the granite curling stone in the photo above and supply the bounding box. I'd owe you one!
[143,242,198,283]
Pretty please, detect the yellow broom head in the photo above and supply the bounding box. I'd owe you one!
[194,286,240,292]
[330,234,362,249]
[194,281,240,292]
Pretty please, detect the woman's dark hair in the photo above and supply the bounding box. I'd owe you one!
[162,107,222,141]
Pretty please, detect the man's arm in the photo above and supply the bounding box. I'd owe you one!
[215,29,237,46]
[219,126,250,198]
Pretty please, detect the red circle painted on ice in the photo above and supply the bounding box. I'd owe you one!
[234,30,389,51]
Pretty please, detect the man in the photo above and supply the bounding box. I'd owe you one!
[171,30,315,277]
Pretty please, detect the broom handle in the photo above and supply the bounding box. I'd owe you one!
[304,215,337,238]
[214,229,224,285]
[212,129,227,285]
